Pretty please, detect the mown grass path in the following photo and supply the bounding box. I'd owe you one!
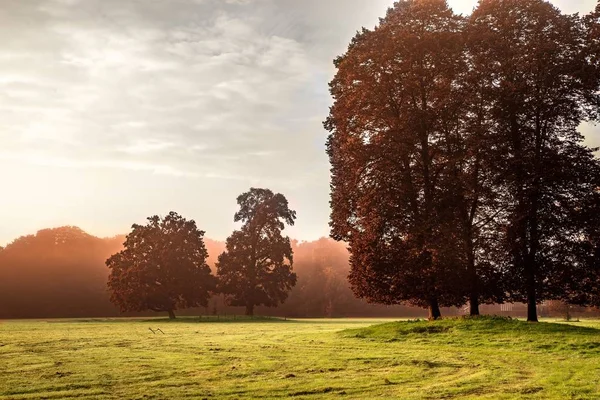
[0,317,599,399]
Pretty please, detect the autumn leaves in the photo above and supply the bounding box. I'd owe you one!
[326,0,600,321]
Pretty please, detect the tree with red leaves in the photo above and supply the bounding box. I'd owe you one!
[326,0,469,319]
[326,0,600,321]
[468,0,600,322]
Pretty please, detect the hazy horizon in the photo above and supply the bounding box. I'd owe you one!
[2,0,598,247]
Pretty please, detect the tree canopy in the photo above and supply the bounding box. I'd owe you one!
[468,0,600,321]
[326,0,470,319]
[106,212,215,319]
[216,188,297,316]
[326,0,600,321]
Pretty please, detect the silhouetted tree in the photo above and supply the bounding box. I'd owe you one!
[325,0,469,319]
[326,0,600,321]
[216,188,297,316]
[442,16,522,316]
[584,1,600,104]
[106,212,215,319]
[468,0,600,321]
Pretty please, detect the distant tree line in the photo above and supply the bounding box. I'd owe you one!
[0,225,597,320]
[0,188,434,319]
[326,0,600,321]
[0,227,124,318]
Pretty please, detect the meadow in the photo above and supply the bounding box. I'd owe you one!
[1,316,599,399]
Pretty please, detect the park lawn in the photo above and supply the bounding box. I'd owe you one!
[0,317,599,399]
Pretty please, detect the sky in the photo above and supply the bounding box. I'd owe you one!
[1,0,599,245]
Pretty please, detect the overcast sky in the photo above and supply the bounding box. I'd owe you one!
[1,0,598,245]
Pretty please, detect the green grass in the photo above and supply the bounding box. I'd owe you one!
[1,316,599,399]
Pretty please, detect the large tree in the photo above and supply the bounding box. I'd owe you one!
[468,0,600,321]
[445,20,513,316]
[326,0,472,319]
[216,188,297,316]
[106,212,215,319]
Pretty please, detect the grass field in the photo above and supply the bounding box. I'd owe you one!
[1,316,599,399]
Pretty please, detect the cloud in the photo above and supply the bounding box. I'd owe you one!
[0,150,198,177]
[0,0,598,245]
[0,0,342,188]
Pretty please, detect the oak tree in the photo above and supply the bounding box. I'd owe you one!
[106,212,215,319]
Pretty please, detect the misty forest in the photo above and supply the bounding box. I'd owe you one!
[2,0,600,399]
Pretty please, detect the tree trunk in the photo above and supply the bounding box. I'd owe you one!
[428,298,442,320]
[509,109,539,323]
[168,309,176,320]
[526,263,538,322]
[525,240,538,322]
[526,195,540,323]
[469,294,480,316]
[245,303,254,316]
[467,252,480,316]
[527,295,537,322]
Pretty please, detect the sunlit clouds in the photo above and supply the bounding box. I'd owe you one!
[0,0,598,245]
